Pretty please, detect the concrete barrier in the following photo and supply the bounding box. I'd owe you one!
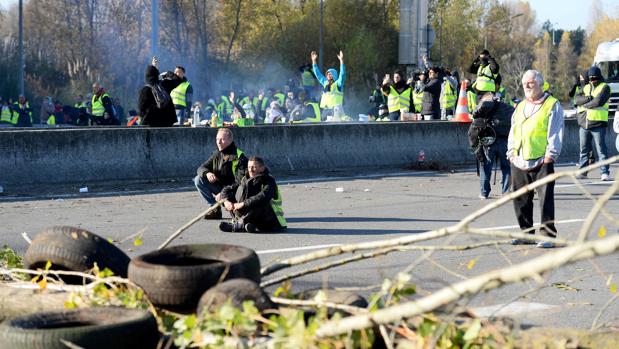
[0,119,616,187]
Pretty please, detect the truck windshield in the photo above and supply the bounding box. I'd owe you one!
[599,61,619,82]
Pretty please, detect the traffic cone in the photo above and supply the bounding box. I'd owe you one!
[452,80,472,122]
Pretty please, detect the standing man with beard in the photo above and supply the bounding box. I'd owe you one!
[171,66,193,126]
[381,71,412,121]
[507,70,564,248]
[194,128,248,219]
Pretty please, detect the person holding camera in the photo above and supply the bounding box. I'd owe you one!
[381,71,413,121]
[468,49,500,97]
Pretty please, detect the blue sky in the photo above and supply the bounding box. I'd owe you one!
[1,0,618,32]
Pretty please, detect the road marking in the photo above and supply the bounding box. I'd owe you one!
[470,301,559,317]
[556,181,613,188]
[256,218,585,255]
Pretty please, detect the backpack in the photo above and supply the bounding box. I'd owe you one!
[146,83,171,109]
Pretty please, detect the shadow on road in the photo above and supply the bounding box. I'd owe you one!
[282,227,426,235]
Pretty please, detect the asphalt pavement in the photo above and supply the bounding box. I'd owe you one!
[1,163,618,330]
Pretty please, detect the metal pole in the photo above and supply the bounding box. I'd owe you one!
[319,0,324,69]
[18,0,24,96]
[151,0,158,58]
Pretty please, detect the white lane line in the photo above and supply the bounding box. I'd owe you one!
[257,243,342,255]
[470,302,559,318]
[256,218,585,255]
[556,181,614,188]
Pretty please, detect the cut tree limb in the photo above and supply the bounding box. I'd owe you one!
[158,201,222,250]
[316,233,619,337]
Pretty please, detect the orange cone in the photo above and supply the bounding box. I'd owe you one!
[452,80,472,122]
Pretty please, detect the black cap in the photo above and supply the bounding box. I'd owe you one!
[480,49,490,56]
[587,66,603,80]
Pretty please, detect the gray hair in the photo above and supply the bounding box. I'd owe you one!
[522,70,544,86]
[217,127,233,139]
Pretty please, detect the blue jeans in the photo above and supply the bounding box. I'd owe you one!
[480,137,510,197]
[194,175,222,205]
[176,108,187,125]
[578,126,609,175]
[388,111,400,121]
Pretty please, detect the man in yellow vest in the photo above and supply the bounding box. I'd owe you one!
[0,98,14,125]
[91,83,115,125]
[195,128,248,219]
[13,94,33,127]
[574,66,612,181]
[381,71,412,121]
[311,50,345,121]
[468,49,499,97]
[507,70,564,248]
[171,66,193,126]
[219,156,287,233]
[440,71,458,120]
[300,64,316,101]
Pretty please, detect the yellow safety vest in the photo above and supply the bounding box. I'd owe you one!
[440,81,456,110]
[574,85,584,112]
[583,82,609,122]
[467,91,478,112]
[412,89,423,113]
[0,106,12,123]
[219,96,233,115]
[274,93,286,107]
[512,95,559,160]
[270,186,287,227]
[320,83,344,109]
[231,148,245,176]
[497,86,507,103]
[302,71,315,87]
[12,101,32,124]
[47,115,56,125]
[387,86,412,113]
[293,102,321,123]
[474,65,497,92]
[171,81,190,107]
[91,93,110,117]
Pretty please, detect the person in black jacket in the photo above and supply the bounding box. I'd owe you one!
[468,92,514,199]
[421,66,442,120]
[138,57,182,127]
[194,128,248,219]
[219,156,287,233]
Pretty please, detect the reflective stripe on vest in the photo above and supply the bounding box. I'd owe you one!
[475,65,496,92]
[231,148,245,178]
[440,81,456,110]
[270,186,287,227]
[387,86,412,113]
[412,90,423,112]
[320,83,344,109]
[171,81,190,107]
[512,95,559,160]
[302,71,315,87]
[583,82,609,122]
[92,93,110,117]
[0,107,12,123]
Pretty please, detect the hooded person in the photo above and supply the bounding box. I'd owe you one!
[310,50,345,120]
[138,57,182,127]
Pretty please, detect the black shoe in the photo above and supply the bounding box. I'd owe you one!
[219,222,234,232]
[204,207,222,220]
[232,221,245,232]
[509,238,536,245]
[244,223,257,234]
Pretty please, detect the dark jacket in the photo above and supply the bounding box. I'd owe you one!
[574,81,611,129]
[468,57,499,76]
[139,65,181,127]
[221,168,285,230]
[196,142,248,187]
[471,99,514,138]
[421,78,441,117]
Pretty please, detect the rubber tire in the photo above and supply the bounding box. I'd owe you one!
[197,278,275,315]
[128,244,261,311]
[0,307,159,349]
[24,226,130,279]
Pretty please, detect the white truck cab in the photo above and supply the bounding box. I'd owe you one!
[594,38,619,113]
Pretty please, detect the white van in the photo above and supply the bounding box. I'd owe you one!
[594,38,619,113]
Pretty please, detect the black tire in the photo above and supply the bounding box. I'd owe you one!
[197,279,275,315]
[24,226,130,281]
[0,307,159,349]
[128,244,260,311]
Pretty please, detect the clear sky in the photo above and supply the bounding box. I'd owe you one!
[1,0,618,32]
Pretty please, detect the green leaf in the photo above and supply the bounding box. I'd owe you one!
[133,236,143,247]
[598,225,607,238]
[463,319,481,342]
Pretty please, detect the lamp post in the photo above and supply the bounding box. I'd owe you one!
[18,0,24,96]
[319,0,324,69]
[484,13,523,49]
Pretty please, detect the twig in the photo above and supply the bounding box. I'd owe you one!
[577,177,619,242]
[379,324,394,349]
[261,157,619,278]
[158,201,222,250]
[21,232,31,244]
[591,292,619,330]
[316,233,619,337]
[269,296,368,315]
[119,227,148,244]
[427,258,468,280]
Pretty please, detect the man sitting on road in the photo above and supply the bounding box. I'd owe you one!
[219,157,287,233]
[194,128,248,219]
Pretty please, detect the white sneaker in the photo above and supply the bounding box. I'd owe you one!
[601,173,612,181]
